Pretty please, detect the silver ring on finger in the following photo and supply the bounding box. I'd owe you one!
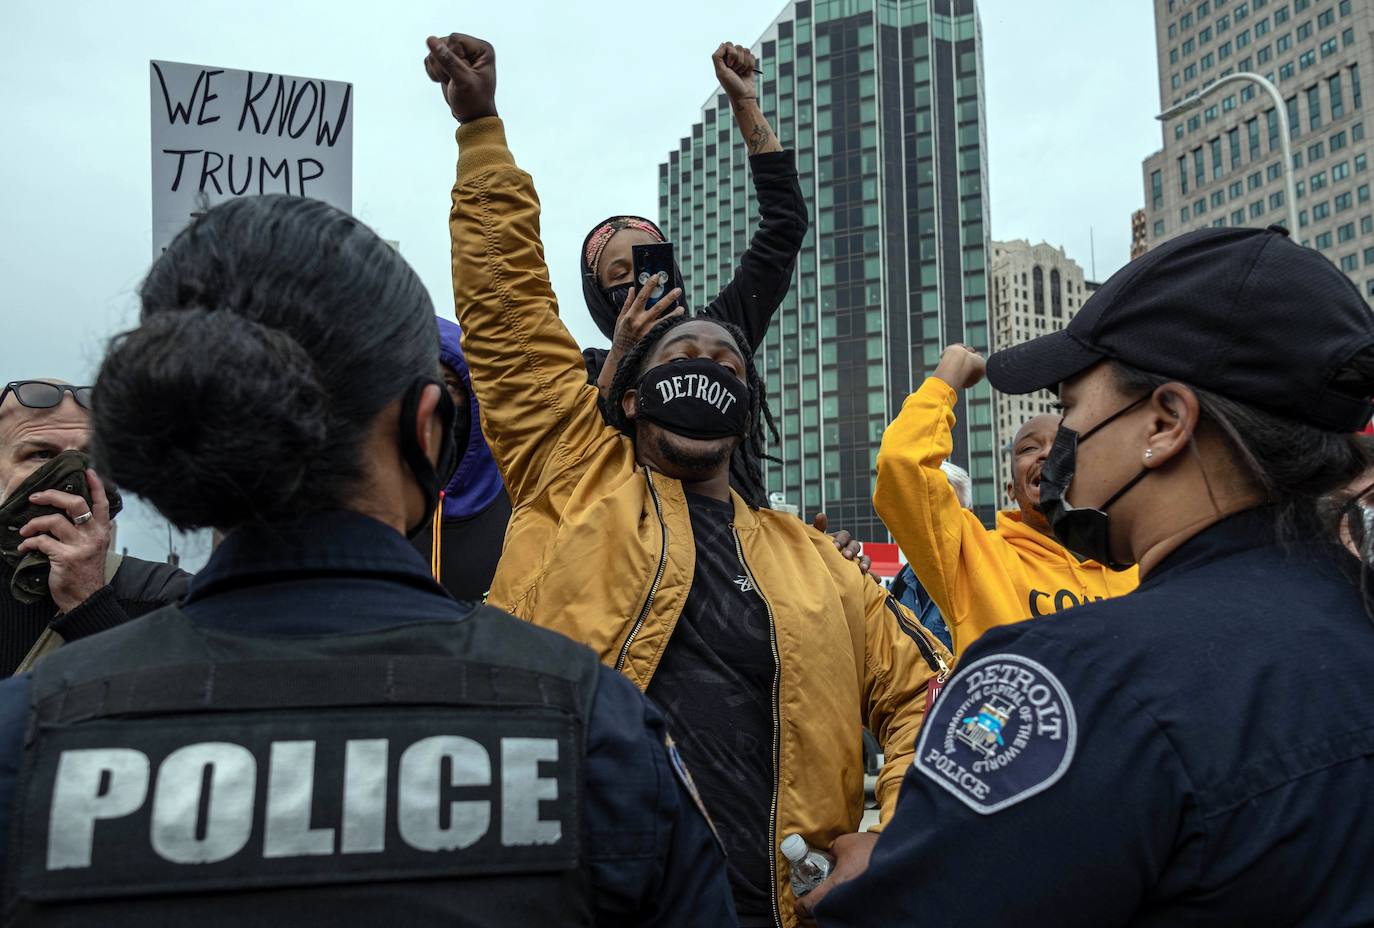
[73,511,94,525]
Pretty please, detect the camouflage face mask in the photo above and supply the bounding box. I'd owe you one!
[0,452,122,605]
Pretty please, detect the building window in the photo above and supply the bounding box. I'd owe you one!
[1337,193,1354,213]
[1184,37,1197,54]
[1181,206,1191,223]
[1353,122,1365,142]
[1154,219,1166,237]
[1358,153,1369,173]
[1287,96,1301,139]
[1271,191,1286,209]
[1033,266,1045,315]
[1249,116,1263,158]
[1340,0,1351,14]
[1277,33,1293,52]
[1363,215,1374,233]
[1267,162,1283,181]
[1314,200,1331,219]
[1366,281,1374,297]
[1195,148,1207,187]
[1343,27,1356,46]
[1321,37,1338,57]
[1258,45,1272,64]
[1316,231,1333,249]
[1219,13,1232,31]
[1249,170,1264,189]
[1171,47,1181,64]
[1212,138,1224,178]
[1151,170,1164,210]
[1279,62,1295,82]
[1365,247,1374,266]
[1296,21,1313,41]
[1220,41,1233,60]
[1308,141,1325,162]
[1275,6,1290,25]
[1230,180,1245,198]
[1256,17,1271,36]
[1331,129,1347,152]
[1334,161,1351,180]
[1179,155,1190,194]
[1311,170,1327,191]
[1214,190,1228,208]
[1300,208,1310,226]
[1051,269,1063,317]
[1341,254,1359,272]
[1186,63,1199,81]
[1354,63,1363,108]
[1238,29,1252,48]
[1318,8,1334,28]
[1196,197,1208,215]
[1361,184,1371,203]
[1203,52,1216,71]
[1330,73,1345,118]
[1251,200,1267,218]
[1234,208,1248,224]
[1299,49,1316,71]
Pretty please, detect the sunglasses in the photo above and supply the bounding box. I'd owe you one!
[0,381,94,411]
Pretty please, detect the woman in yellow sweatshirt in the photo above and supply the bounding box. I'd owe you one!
[874,344,1138,654]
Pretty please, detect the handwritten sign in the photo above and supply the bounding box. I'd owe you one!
[149,60,353,255]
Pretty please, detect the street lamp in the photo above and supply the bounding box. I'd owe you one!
[1157,72,1300,235]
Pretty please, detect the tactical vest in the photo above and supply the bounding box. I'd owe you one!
[3,604,600,927]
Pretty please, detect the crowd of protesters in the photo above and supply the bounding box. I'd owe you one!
[0,28,1370,928]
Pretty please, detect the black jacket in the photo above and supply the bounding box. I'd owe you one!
[581,149,809,381]
[819,508,1374,926]
[0,555,189,676]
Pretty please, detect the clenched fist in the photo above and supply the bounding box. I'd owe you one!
[424,34,498,124]
[932,344,987,391]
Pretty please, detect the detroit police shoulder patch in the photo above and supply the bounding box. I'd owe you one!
[915,652,1076,815]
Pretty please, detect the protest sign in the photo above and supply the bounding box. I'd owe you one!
[149,60,353,255]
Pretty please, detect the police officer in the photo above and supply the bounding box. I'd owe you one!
[0,195,736,926]
[814,226,1374,926]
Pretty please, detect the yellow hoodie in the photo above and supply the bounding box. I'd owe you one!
[874,378,1139,654]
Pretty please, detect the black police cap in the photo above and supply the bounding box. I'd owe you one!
[986,225,1374,432]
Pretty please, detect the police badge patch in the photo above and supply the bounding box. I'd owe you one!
[915,653,1076,815]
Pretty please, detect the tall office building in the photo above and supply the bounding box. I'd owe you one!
[659,0,996,539]
[1141,0,1374,296]
[989,239,1091,494]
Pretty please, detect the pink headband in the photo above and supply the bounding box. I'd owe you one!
[584,217,665,276]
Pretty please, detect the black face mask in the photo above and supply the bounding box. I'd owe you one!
[398,379,464,539]
[601,284,633,315]
[1038,395,1151,571]
[634,357,750,440]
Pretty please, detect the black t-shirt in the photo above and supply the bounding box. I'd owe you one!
[646,492,775,924]
[410,489,513,603]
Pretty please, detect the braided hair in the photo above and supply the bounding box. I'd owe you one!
[606,315,778,509]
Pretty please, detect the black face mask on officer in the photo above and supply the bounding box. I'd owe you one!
[0,452,123,604]
[1038,395,1151,571]
[633,358,751,441]
[398,379,465,539]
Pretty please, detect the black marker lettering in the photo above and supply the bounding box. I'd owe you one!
[237,71,274,133]
[198,151,225,194]
[227,154,252,195]
[297,158,324,195]
[195,69,223,125]
[315,83,352,147]
[153,63,202,125]
[287,80,319,140]
[259,157,291,195]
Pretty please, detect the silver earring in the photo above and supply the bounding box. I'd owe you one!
[1144,448,1155,461]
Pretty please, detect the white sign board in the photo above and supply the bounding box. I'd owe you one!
[149,59,353,256]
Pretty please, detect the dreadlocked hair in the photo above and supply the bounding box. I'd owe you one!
[606,314,779,509]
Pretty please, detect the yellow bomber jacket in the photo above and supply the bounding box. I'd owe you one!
[448,118,952,925]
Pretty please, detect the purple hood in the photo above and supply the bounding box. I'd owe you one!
[437,316,504,520]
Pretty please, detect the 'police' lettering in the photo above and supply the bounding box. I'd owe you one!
[47,749,150,871]
[22,714,580,899]
[398,735,490,852]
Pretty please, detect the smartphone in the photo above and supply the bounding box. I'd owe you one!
[632,242,683,310]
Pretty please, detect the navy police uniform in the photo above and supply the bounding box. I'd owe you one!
[819,508,1374,926]
[0,512,735,926]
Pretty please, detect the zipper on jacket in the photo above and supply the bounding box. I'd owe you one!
[885,596,949,679]
[730,523,784,928]
[615,468,669,672]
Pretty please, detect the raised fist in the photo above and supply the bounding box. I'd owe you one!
[713,42,758,102]
[424,34,498,124]
[932,344,987,391]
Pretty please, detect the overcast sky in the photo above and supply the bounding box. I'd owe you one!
[0,0,1160,565]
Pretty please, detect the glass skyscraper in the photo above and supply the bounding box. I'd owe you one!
[659,0,996,539]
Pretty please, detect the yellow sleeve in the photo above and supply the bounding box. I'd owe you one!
[856,572,952,829]
[448,118,609,505]
[873,377,1007,651]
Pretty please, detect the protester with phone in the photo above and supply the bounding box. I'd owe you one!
[427,33,950,928]
[580,41,807,507]
[818,226,1374,925]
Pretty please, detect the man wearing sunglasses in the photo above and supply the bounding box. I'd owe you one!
[0,380,188,675]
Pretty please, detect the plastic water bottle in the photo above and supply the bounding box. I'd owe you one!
[780,833,834,898]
